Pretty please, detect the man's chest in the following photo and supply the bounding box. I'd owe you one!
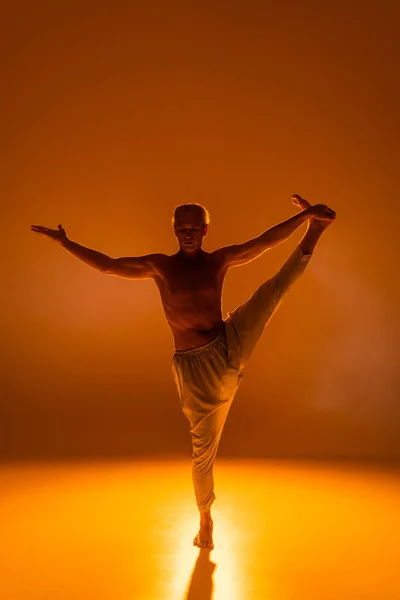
[155,259,226,302]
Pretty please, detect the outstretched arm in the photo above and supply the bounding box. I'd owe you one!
[61,240,164,279]
[30,223,163,279]
[212,209,309,269]
[31,224,113,273]
[213,196,335,269]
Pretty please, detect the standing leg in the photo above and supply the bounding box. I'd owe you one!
[190,404,229,549]
[172,336,241,549]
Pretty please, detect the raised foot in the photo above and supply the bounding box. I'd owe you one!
[291,194,310,210]
[193,522,214,549]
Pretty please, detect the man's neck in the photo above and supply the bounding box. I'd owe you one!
[178,248,204,260]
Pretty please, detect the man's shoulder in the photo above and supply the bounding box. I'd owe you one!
[148,253,171,270]
[148,252,170,262]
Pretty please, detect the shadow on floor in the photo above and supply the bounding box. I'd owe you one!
[185,548,216,600]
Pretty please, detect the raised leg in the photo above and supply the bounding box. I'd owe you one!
[299,218,333,254]
[225,242,312,370]
[225,201,334,369]
[293,194,334,254]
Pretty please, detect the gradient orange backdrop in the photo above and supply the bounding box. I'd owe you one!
[2,0,399,460]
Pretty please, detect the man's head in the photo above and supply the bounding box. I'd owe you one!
[172,203,210,256]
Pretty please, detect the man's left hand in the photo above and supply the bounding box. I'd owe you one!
[308,204,336,221]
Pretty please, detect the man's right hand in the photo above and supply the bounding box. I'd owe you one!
[31,224,68,245]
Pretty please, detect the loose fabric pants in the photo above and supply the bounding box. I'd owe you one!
[172,246,312,513]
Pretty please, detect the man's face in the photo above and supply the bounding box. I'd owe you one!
[174,210,208,255]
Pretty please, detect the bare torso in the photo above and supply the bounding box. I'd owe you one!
[152,250,228,351]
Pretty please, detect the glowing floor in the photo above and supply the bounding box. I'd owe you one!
[0,459,399,599]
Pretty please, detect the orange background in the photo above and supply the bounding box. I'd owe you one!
[2,0,399,460]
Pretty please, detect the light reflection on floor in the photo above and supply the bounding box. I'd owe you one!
[0,459,399,599]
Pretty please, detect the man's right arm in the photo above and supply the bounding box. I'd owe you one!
[106,254,166,279]
[61,238,112,273]
[61,239,163,279]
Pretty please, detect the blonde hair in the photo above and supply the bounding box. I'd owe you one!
[172,203,211,227]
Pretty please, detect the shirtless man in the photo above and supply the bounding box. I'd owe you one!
[31,193,336,549]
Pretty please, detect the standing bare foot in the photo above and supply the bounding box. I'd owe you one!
[193,513,214,549]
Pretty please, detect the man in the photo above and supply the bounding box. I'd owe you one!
[31,193,336,549]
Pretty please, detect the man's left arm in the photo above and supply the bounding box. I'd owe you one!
[213,208,311,269]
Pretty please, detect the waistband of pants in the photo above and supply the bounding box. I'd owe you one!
[173,327,226,357]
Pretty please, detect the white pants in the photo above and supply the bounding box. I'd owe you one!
[172,246,312,513]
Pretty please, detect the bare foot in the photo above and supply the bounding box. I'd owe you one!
[292,194,335,230]
[291,193,311,211]
[193,521,214,549]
